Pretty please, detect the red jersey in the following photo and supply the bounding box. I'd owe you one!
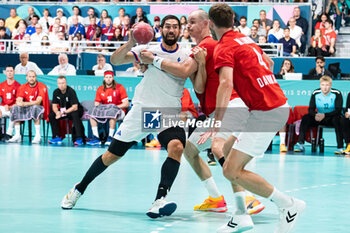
[0,80,21,106]
[95,84,128,112]
[102,26,116,40]
[323,30,337,46]
[214,30,287,111]
[17,82,40,102]
[181,88,198,119]
[190,36,239,116]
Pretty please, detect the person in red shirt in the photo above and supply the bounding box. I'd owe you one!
[8,70,44,144]
[87,70,129,146]
[323,19,337,56]
[308,28,327,56]
[85,16,97,40]
[101,17,116,41]
[0,65,21,141]
[140,9,264,215]
[198,4,305,233]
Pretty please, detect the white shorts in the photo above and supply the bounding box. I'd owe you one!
[188,98,249,151]
[0,106,11,118]
[232,103,289,157]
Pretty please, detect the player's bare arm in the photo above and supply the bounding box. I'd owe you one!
[192,47,208,94]
[110,30,137,66]
[262,52,274,72]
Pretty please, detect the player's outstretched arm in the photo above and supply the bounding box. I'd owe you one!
[110,30,137,66]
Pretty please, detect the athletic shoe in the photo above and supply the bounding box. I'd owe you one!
[217,214,254,233]
[193,195,228,212]
[86,136,101,146]
[145,139,160,147]
[1,134,12,142]
[32,135,41,144]
[334,148,344,155]
[61,184,82,209]
[207,150,217,166]
[294,143,304,152]
[280,144,287,152]
[274,198,306,233]
[245,196,265,215]
[344,144,350,154]
[8,134,21,143]
[146,197,177,219]
[105,136,113,146]
[74,138,84,146]
[48,137,63,145]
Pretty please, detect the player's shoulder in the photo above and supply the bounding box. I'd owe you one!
[97,85,104,91]
[199,36,218,48]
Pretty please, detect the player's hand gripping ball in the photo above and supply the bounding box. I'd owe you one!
[132,22,154,44]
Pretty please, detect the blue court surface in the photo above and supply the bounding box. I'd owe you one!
[0,143,349,233]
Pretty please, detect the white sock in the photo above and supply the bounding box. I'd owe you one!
[268,187,293,208]
[203,177,221,198]
[234,191,247,215]
[280,132,286,145]
[244,190,253,197]
[6,120,14,135]
[109,128,115,137]
[14,125,20,137]
[92,127,98,138]
[35,125,40,137]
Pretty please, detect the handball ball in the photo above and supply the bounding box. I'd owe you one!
[133,22,154,44]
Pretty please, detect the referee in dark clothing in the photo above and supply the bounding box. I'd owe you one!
[294,75,343,153]
[341,93,350,154]
[49,76,85,145]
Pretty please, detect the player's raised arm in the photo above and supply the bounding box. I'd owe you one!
[110,30,137,66]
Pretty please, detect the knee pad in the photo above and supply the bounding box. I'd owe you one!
[158,126,186,150]
[108,139,136,157]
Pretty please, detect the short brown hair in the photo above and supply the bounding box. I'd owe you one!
[320,75,332,83]
[57,76,66,80]
[209,3,233,28]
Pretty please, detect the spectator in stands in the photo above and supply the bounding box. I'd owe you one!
[340,92,350,154]
[87,71,128,146]
[54,8,67,30]
[5,8,21,33]
[119,15,130,40]
[98,9,109,28]
[49,23,60,42]
[253,19,266,36]
[232,10,240,28]
[308,56,333,79]
[83,7,99,27]
[250,26,259,43]
[13,25,26,46]
[102,17,115,41]
[40,36,51,53]
[0,27,11,51]
[295,75,343,154]
[308,29,327,56]
[24,7,35,26]
[15,53,43,75]
[8,70,44,144]
[131,7,148,27]
[92,54,113,76]
[0,18,11,37]
[88,26,108,51]
[292,6,308,53]
[48,76,85,145]
[279,28,297,57]
[315,13,330,32]
[180,15,188,35]
[49,18,65,33]
[323,19,337,56]
[0,65,21,142]
[70,36,81,54]
[17,34,31,53]
[68,16,85,40]
[126,61,143,76]
[279,59,295,75]
[50,31,69,53]
[39,9,54,34]
[153,16,161,40]
[12,20,27,39]
[238,16,250,36]
[25,15,39,36]
[326,0,342,31]
[258,35,275,55]
[178,28,192,49]
[31,24,48,48]
[259,10,273,33]
[68,6,84,27]
[109,28,125,47]
[113,8,125,28]
[268,19,284,43]
[48,53,76,76]
[86,16,97,39]
[288,17,303,53]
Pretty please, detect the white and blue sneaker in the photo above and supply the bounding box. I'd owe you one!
[49,137,63,145]
[61,184,82,210]
[274,198,306,233]
[146,197,177,219]
[86,136,101,146]
[334,148,344,154]
[294,143,305,152]
[105,136,114,146]
[217,214,254,233]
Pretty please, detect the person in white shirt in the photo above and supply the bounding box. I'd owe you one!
[48,53,76,76]
[113,8,125,28]
[15,52,43,75]
[83,7,99,26]
[31,24,48,48]
[67,6,84,27]
[92,54,113,76]
[288,17,303,48]
[49,23,60,42]
[55,8,67,29]
[39,8,54,34]
[17,34,32,53]
[50,32,69,52]
[268,19,284,42]
[237,16,250,36]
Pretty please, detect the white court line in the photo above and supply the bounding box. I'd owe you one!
[284,182,350,193]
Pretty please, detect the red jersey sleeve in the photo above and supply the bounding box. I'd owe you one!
[95,86,103,103]
[118,85,128,102]
[16,85,26,99]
